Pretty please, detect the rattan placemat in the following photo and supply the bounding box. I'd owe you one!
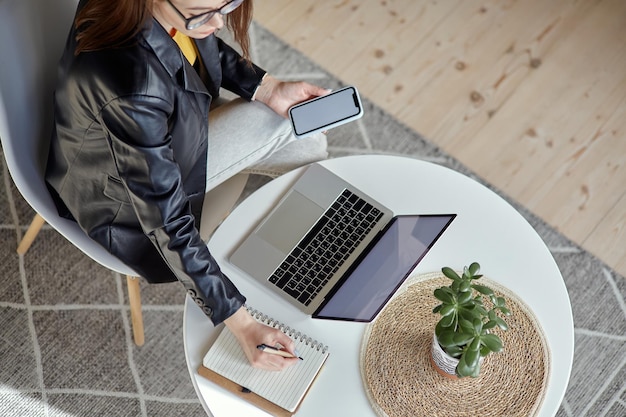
[360,272,551,417]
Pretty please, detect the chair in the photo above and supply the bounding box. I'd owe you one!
[0,0,247,346]
[0,0,148,345]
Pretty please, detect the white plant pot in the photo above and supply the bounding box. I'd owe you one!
[430,332,485,379]
[430,332,460,378]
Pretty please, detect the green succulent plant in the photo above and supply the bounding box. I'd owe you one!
[433,262,511,378]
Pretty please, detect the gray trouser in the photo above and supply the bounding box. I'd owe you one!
[205,98,328,192]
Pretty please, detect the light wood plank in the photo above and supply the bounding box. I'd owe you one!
[393,0,590,146]
[459,0,626,240]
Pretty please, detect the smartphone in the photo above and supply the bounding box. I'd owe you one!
[288,86,364,138]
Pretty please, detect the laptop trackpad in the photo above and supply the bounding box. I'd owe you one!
[256,190,324,254]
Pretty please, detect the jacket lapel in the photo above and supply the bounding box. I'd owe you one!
[143,18,214,97]
[193,35,222,97]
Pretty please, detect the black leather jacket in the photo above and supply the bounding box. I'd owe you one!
[45,4,265,324]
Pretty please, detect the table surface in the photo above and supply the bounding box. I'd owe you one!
[183,155,574,417]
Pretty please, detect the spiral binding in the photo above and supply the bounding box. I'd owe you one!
[246,305,329,353]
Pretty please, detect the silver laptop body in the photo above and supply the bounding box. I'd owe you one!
[230,163,394,315]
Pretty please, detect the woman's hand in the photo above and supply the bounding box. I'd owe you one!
[254,75,330,118]
[224,306,300,371]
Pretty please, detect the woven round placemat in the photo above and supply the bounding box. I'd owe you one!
[360,272,551,417]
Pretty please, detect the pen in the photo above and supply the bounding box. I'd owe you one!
[257,344,304,360]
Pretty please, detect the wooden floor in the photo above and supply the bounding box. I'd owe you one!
[255,0,626,278]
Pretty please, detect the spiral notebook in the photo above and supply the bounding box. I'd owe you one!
[199,308,330,417]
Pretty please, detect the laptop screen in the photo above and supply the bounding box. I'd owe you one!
[313,214,456,322]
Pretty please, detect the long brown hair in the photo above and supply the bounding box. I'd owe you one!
[74,0,254,58]
[227,0,254,59]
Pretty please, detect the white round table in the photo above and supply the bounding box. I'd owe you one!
[183,155,574,417]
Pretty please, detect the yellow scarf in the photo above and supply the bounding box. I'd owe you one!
[171,30,198,65]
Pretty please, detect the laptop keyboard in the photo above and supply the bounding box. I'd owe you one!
[268,189,384,306]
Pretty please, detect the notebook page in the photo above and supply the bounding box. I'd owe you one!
[203,324,329,412]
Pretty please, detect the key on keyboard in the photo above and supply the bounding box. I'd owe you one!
[268,189,383,306]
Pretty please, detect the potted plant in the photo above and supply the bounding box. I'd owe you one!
[431,262,511,378]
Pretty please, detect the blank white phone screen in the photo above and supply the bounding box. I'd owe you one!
[290,88,360,136]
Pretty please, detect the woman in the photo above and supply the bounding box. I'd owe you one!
[45,0,329,370]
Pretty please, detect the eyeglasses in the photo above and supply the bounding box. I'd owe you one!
[166,0,245,30]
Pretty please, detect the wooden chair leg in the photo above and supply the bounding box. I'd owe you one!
[126,275,145,346]
[17,213,46,255]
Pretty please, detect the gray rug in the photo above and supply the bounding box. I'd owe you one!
[1,23,625,417]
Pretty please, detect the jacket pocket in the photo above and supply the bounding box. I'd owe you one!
[103,175,131,205]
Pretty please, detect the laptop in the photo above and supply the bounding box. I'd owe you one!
[230,163,456,322]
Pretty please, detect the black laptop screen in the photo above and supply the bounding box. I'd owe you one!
[313,214,456,322]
